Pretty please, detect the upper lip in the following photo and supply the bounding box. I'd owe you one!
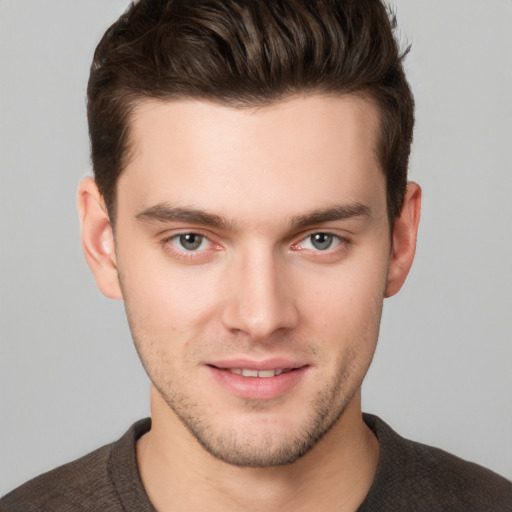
[208,358,308,371]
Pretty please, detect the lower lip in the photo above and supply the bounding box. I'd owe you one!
[207,366,308,400]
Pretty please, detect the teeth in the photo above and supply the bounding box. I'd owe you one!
[229,368,285,378]
[257,369,277,378]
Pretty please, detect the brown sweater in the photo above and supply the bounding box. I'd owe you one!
[1,414,511,511]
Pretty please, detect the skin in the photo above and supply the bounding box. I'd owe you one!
[78,94,421,511]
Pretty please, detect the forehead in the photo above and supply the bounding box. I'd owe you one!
[118,94,386,225]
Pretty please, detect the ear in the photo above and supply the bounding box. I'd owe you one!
[385,182,421,298]
[77,177,123,300]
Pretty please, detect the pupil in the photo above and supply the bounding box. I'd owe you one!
[312,233,332,250]
[180,234,202,250]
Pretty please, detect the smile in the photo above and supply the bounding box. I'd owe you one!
[207,363,308,400]
[226,368,289,378]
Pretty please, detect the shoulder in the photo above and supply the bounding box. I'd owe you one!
[362,414,512,512]
[0,419,152,512]
[0,442,117,512]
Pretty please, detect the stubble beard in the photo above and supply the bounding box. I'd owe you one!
[162,377,354,468]
[140,347,363,468]
[121,280,381,469]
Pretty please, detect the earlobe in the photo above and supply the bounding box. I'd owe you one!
[385,182,421,298]
[77,177,123,300]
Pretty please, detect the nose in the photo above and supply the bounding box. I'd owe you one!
[220,247,300,340]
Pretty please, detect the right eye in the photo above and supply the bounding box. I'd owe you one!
[172,233,209,251]
[304,233,340,251]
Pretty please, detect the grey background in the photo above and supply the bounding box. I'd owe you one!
[1,0,511,496]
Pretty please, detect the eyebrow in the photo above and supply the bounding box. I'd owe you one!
[136,202,371,231]
[136,204,234,230]
[289,203,371,230]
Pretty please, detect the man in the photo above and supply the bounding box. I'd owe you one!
[1,0,510,510]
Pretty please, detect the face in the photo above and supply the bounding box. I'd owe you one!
[102,95,395,466]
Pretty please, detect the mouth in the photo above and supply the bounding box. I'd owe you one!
[211,367,296,378]
[206,362,309,400]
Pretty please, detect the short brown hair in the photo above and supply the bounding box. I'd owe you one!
[88,0,414,225]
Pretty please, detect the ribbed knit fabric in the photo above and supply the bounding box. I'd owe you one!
[359,415,511,511]
[1,415,510,511]
[1,419,155,512]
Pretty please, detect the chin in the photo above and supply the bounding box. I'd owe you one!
[167,395,351,468]
[193,426,321,468]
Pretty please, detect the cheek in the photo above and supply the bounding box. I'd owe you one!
[117,247,223,336]
[302,254,388,325]
[298,249,388,365]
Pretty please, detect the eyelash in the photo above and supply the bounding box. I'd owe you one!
[161,231,350,262]
[293,233,343,251]
[162,232,219,262]
[290,232,350,261]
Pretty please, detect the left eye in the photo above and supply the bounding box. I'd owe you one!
[302,233,341,251]
[172,233,209,251]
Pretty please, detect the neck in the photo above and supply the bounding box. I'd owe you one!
[137,387,379,512]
